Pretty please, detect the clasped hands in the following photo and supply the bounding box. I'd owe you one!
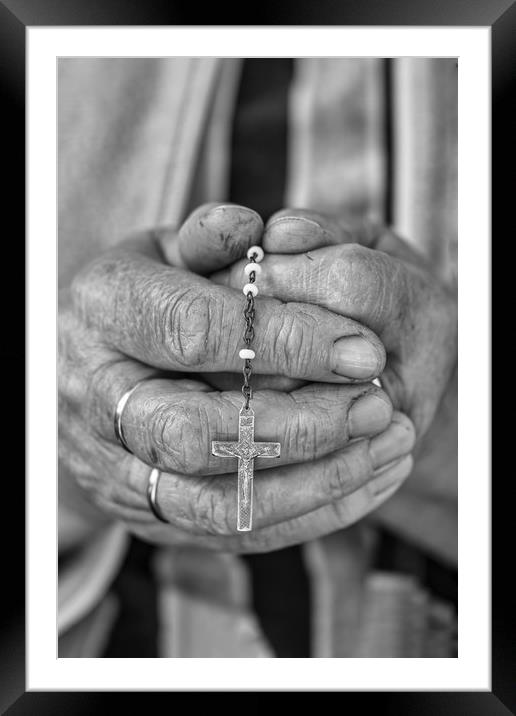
[59,203,457,552]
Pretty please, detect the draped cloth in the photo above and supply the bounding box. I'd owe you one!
[58,58,457,658]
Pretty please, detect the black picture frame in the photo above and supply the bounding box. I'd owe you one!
[3,0,502,711]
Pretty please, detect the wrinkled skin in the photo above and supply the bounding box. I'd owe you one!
[59,204,417,553]
[208,207,457,439]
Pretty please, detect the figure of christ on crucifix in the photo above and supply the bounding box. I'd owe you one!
[212,405,281,531]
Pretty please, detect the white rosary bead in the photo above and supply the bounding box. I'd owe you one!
[244,262,262,277]
[239,348,256,360]
[246,245,264,263]
[243,283,258,297]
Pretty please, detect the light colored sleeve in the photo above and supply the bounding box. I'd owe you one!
[58,520,129,635]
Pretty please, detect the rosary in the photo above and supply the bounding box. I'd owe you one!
[212,246,281,531]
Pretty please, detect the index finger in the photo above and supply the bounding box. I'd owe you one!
[71,246,386,383]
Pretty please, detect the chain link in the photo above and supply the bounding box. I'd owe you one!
[242,255,257,408]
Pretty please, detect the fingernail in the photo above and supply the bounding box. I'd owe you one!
[369,419,416,468]
[349,393,392,437]
[333,336,381,379]
[210,204,263,224]
[263,217,326,251]
[265,216,322,232]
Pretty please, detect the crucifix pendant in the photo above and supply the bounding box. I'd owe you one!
[212,405,281,531]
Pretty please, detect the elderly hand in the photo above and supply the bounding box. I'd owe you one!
[59,204,415,553]
[211,208,457,440]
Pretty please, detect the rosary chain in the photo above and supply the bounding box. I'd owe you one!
[242,255,257,408]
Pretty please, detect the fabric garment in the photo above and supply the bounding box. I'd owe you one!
[228,58,311,658]
[58,57,458,658]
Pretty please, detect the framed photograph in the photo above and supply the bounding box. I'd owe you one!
[3,0,503,710]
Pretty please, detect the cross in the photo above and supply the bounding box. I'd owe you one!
[212,405,281,531]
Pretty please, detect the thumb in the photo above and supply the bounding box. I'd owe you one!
[156,202,264,275]
[262,207,428,270]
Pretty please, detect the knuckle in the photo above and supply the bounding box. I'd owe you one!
[326,456,352,501]
[333,244,394,322]
[342,241,369,262]
[330,245,370,297]
[325,242,367,282]
[265,306,318,377]
[148,400,207,474]
[162,286,221,367]
[283,410,319,461]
